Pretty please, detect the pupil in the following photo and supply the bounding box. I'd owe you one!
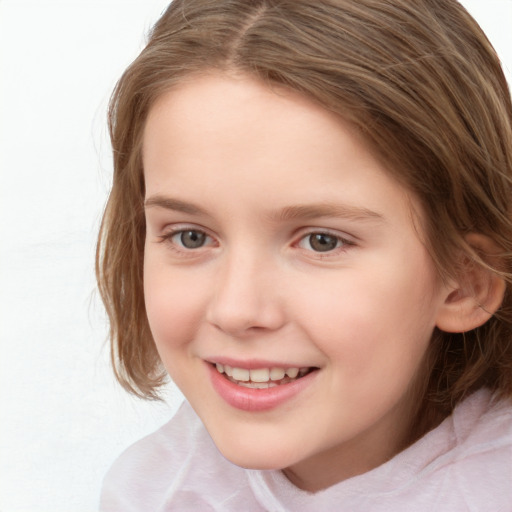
[181,230,205,249]
[309,233,338,252]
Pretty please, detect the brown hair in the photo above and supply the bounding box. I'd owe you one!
[96,0,512,433]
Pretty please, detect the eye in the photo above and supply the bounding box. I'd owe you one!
[170,229,211,249]
[298,232,347,252]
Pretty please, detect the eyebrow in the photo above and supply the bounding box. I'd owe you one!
[144,195,384,223]
[144,196,208,216]
[267,203,385,223]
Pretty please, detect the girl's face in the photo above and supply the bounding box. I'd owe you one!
[142,72,452,491]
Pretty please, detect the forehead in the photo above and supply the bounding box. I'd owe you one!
[143,72,352,156]
[144,73,377,180]
[142,72,420,231]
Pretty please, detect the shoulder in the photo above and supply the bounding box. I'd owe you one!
[449,389,512,480]
[346,389,512,511]
[99,400,252,511]
[443,387,512,466]
[99,401,197,510]
[418,388,512,510]
[109,399,208,468]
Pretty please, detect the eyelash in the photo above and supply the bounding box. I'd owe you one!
[158,227,216,252]
[295,230,355,257]
[157,227,355,257]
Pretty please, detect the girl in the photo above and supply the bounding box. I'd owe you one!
[97,0,512,510]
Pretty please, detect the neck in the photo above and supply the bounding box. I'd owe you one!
[282,385,443,493]
[282,415,409,492]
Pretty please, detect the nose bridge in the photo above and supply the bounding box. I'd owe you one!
[206,244,284,336]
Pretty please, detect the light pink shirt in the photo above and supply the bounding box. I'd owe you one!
[100,389,512,511]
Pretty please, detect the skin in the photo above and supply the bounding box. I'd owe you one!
[142,72,455,492]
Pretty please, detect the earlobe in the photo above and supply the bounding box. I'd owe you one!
[435,234,506,334]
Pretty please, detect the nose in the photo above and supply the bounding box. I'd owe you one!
[206,251,286,338]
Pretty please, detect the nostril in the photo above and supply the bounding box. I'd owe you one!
[207,302,285,336]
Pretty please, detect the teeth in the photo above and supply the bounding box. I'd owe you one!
[238,381,277,389]
[286,368,299,378]
[270,367,285,381]
[231,367,250,381]
[250,368,270,382]
[214,363,309,384]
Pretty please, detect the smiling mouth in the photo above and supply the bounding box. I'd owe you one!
[212,363,316,389]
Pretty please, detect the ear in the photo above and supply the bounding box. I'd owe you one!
[435,234,506,333]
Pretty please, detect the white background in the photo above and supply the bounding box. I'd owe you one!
[0,1,511,511]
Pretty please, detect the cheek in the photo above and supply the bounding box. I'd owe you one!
[297,259,438,372]
[298,280,435,423]
[143,260,206,350]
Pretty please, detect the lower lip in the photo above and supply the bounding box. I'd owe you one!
[207,363,318,412]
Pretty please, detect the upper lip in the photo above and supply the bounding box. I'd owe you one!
[205,357,316,370]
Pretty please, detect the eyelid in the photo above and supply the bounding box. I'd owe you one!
[155,223,355,257]
[293,228,356,254]
[158,224,218,251]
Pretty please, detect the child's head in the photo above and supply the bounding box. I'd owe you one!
[97,0,512,484]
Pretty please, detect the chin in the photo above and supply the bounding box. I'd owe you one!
[213,435,299,471]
